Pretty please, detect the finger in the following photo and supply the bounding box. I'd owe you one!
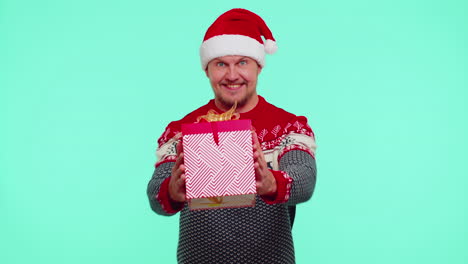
[172,158,185,180]
[173,152,184,171]
[253,149,260,159]
[180,173,186,183]
[176,177,187,201]
[175,164,186,179]
[252,136,265,163]
[176,140,184,155]
[254,160,268,181]
[177,173,186,187]
[173,192,186,203]
[251,130,260,147]
[251,132,264,158]
[253,147,266,165]
[254,161,260,170]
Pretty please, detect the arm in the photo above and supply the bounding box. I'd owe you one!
[256,116,317,205]
[147,161,184,216]
[258,150,316,205]
[147,136,186,216]
[253,130,316,204]
[279,150,317,205]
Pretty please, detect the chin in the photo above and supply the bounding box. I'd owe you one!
[218,96,247,110]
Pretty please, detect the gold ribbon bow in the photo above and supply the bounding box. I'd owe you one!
[196,102,240,122]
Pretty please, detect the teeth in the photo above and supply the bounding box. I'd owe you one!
[226,84,241,88]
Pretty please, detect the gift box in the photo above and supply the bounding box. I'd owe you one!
[181,119,256,210]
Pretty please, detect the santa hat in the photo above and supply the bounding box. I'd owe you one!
[200,8,278,70]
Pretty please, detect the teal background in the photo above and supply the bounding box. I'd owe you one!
[1,0,467,263]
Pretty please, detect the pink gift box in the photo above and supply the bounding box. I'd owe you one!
[181,119,256,210]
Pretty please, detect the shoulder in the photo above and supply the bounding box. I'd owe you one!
[255,97,317,159]
[253,97,315,142]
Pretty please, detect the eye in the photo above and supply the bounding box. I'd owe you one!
[216,62,225,67]
[239,60,247,65]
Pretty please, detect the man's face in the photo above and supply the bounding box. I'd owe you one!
[206,55,262,112]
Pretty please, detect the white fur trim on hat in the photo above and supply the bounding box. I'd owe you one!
[264,39,278,54]
[200,34,266,70]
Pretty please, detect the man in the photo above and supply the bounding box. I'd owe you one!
[147,8,317,263]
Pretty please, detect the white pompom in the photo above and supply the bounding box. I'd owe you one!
[264,39,278,54]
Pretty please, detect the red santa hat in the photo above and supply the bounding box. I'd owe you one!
[200,8,278,70]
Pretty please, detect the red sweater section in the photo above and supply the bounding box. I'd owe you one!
[157,95,315,148]
[156,95,314,212]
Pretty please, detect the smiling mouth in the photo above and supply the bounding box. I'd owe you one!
[222,83,245,90]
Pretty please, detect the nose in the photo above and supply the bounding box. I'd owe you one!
[226,65,239,82]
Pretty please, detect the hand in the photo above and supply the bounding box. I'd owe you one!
[252,130,277,197]
[168,141,187,203]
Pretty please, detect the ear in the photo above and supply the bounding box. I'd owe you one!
[204,62,211,78]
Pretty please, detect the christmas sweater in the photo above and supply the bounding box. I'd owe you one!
[147,95,317,263]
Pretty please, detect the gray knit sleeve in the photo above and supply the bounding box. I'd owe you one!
[146,162,178,216]
[279,150,317,205]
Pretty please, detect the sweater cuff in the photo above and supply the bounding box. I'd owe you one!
[156,177,185,214]
[262,170,293,205]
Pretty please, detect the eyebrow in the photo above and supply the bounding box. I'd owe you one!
[233,57,248,63]
[214,57,249,64]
